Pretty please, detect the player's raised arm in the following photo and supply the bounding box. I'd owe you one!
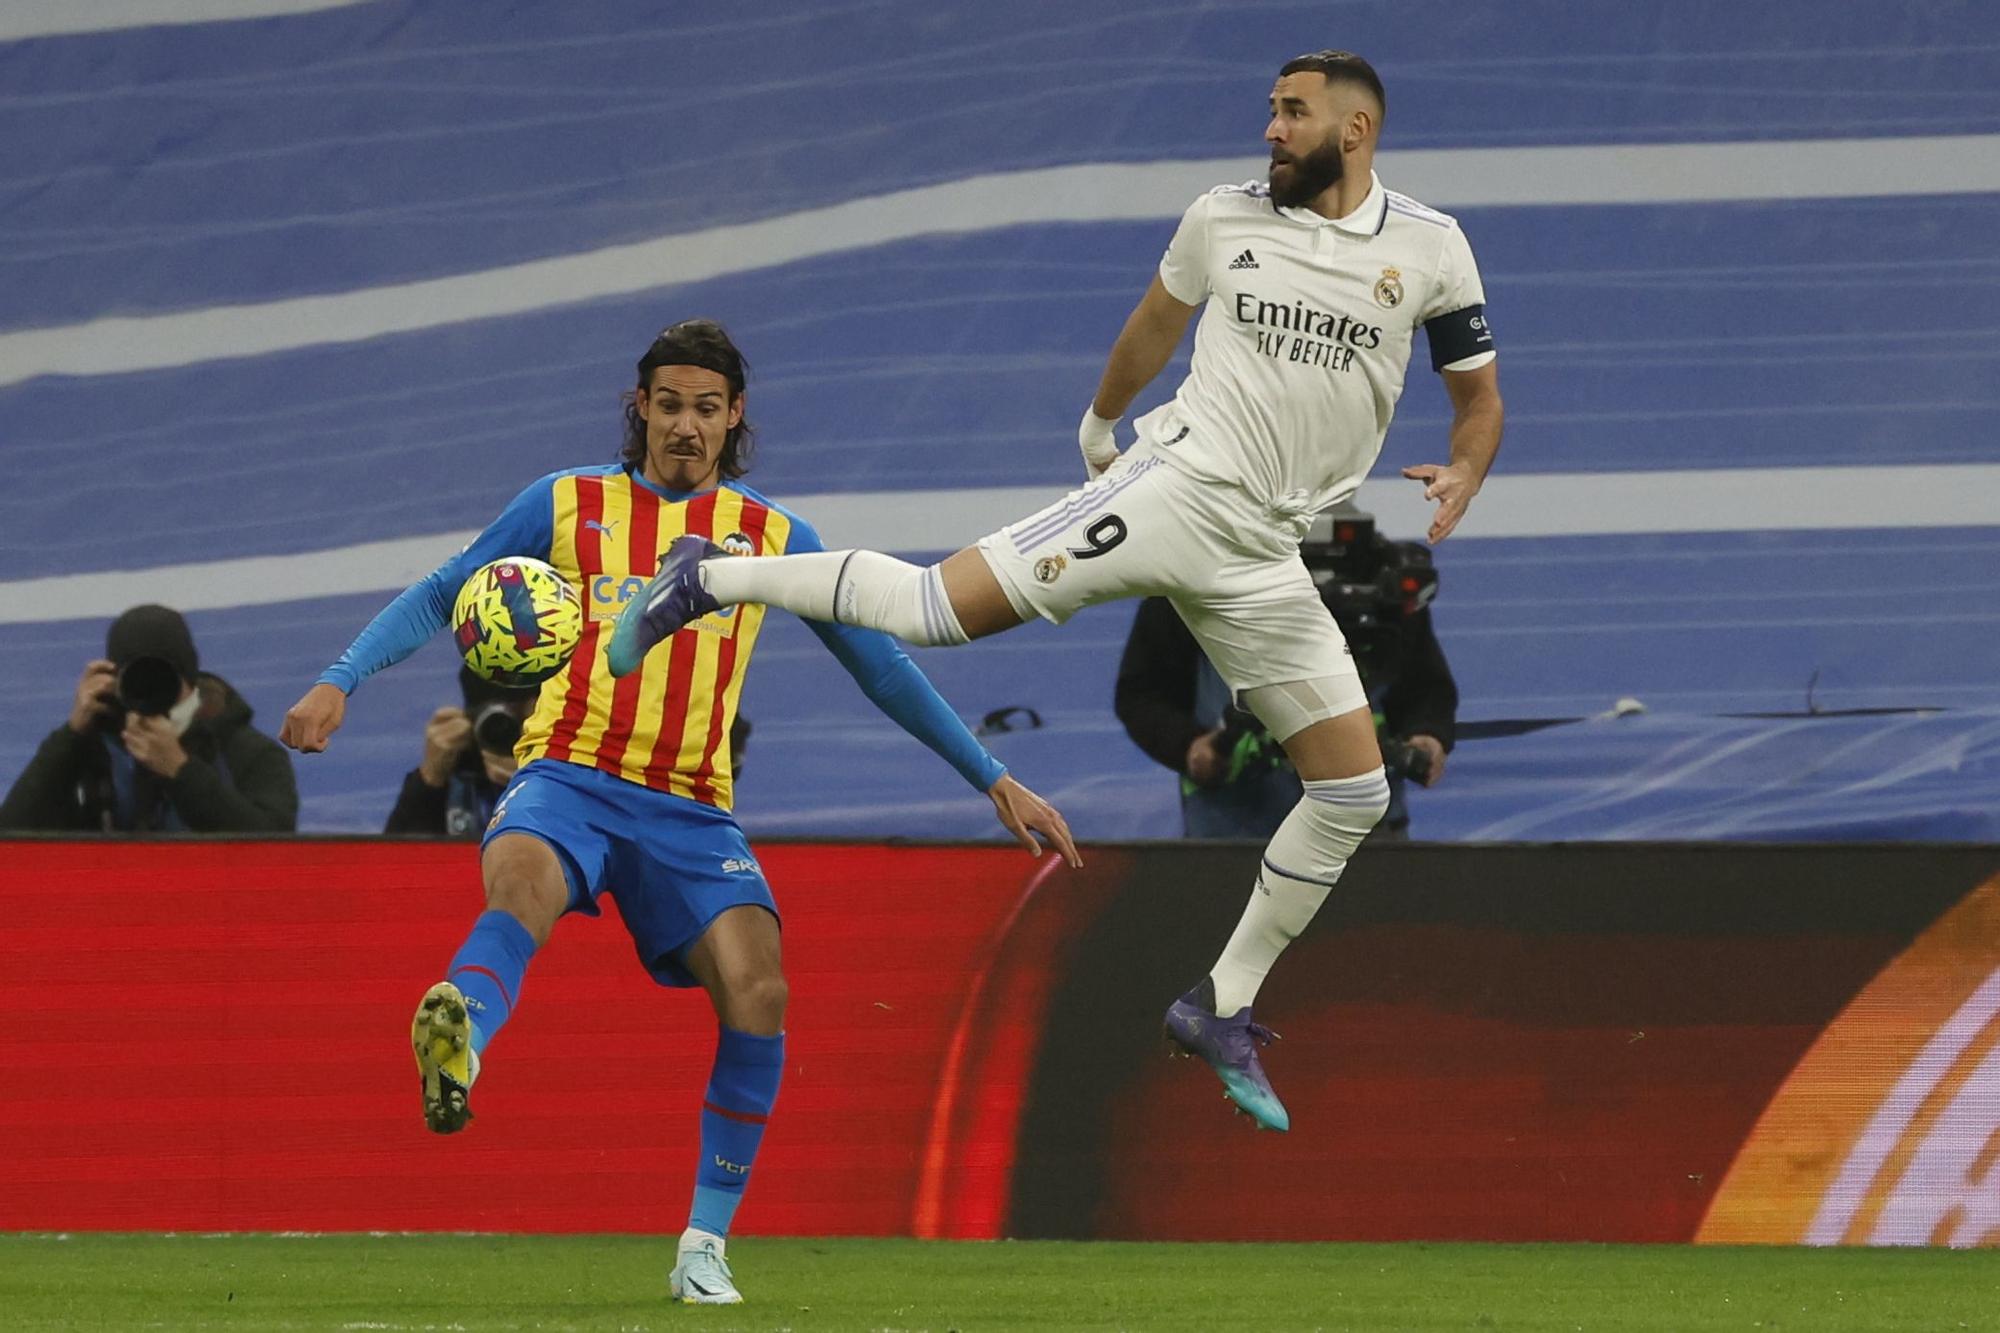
[1083,279,1201,477]
[280,476,558,753]
[1081,274,1201,477]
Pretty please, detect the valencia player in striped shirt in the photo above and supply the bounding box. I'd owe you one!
[279,320,1078,1306]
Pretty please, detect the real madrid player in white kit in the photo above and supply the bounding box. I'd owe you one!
[612,51,1504,1132]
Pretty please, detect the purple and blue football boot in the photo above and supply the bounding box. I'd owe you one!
[1163,977,1290,1132]
[607,534,723,678]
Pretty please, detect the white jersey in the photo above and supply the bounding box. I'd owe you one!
[1136,170,1494,518]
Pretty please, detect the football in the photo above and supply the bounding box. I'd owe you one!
[451,556,583,687]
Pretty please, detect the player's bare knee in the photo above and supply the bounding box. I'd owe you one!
[941,547,1029,640]
[716,968,787,1034]
[479,836,567,945]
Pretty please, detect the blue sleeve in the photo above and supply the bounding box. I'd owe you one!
[785,511,1006,793]
[315,475,559,694]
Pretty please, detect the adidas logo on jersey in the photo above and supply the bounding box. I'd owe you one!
[1227,249,1259,270]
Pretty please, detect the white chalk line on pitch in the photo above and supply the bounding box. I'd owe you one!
[0,463,1995,625]
[2,134,1999,389]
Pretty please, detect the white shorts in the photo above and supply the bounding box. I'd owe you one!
[976,455,1366,702]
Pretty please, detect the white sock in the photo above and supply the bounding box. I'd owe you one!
[679,1226,724,1256]
[702,549,968,646]
[1209,769,1390,1015]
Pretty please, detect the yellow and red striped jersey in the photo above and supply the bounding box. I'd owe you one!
[519,471,792,809]
[319,464,1007,809]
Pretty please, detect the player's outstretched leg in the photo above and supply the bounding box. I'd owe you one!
[609,537,991,677]
[1167,699,1389,1131]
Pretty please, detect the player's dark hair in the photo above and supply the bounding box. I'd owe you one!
[621,318,756,479]
[1279,49,1385,117]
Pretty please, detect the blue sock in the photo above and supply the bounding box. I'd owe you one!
[445,910,537,1055]
[690,1026,785,1238]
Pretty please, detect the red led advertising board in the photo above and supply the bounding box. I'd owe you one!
[2,839,1994,1243]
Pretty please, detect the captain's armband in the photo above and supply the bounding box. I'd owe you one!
[1424,304,1494,372]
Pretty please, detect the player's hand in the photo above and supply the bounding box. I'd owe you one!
[987,773,1082,868]
[68,659,117,735]
[1401,461,1481,543]
[280,682,347,753]
[122,714,189,779]
[1405,734,1447,787]
[1079,408,1121,481]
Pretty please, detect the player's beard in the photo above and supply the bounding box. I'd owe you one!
[1269,138,1344,208]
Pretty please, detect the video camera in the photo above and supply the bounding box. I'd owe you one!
[1299,507,1437,632]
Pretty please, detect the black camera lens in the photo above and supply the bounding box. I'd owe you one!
[116,655,183,716]
[472,703,524,755]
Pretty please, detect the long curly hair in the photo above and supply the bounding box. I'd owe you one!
[620,318,756,480]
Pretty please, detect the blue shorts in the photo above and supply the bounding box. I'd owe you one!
[481,759,777,987]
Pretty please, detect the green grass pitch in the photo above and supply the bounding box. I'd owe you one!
[3,1235,1998,1331]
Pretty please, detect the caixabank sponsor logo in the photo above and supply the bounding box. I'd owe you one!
[1699,873,2000,1247]
[587,566,740,636]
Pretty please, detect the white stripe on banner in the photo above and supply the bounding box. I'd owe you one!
[1,463,1993,625]
[0,0,373,41]
[3,134,1997,388]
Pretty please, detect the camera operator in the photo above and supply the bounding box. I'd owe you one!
[1114,507,1457,840]
[384,666,753,836]
[0,604,298,833]
[383,667,539,836]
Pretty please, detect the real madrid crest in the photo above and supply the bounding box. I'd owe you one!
[1373,266,1404,310]
[1033,554,1067,585]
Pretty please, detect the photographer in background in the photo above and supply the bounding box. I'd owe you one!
[1115,507,1457,839]
[0,604,298,833]
[384,666,539,836]
[385,666,754,836]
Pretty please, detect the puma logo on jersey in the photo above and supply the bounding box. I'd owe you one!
[1227,249,1259,270]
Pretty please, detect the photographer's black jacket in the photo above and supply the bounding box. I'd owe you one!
[1114,596,1458,774]
[383,751,504,838]
[0,673,298,834]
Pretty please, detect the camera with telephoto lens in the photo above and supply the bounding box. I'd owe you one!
[1300,508,1438,632]
[471,702,525,756]
[92,655,185,734]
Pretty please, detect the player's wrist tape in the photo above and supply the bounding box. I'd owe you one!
[1078,408,1120,473]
